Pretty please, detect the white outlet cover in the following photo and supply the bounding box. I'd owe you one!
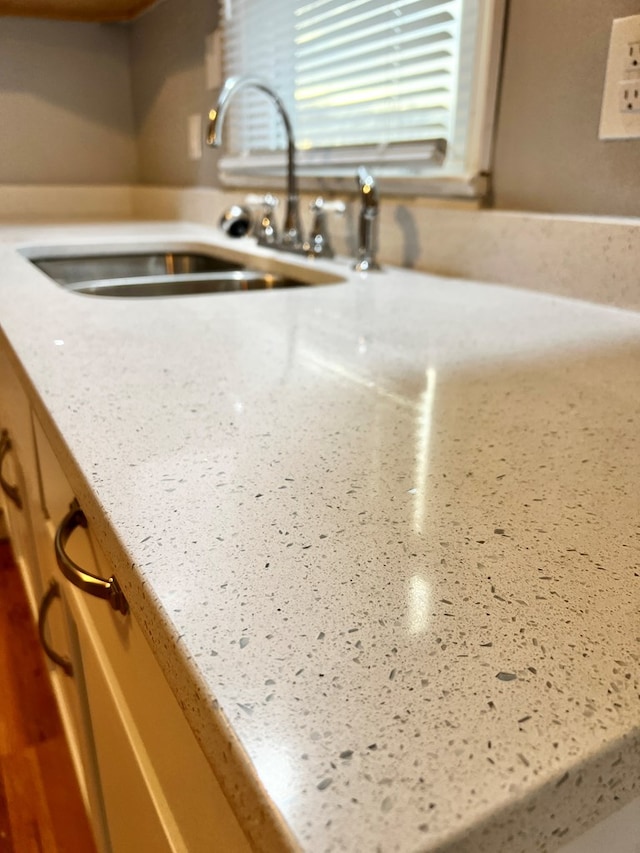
[188,114,202,161]
[600,14,640,139]
[618,80,640,113]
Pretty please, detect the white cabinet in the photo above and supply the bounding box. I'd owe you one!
[33,411,251,853]
[31,412,112,851]
[66,557,251,853]
[69,582,178,853]
[0,342,43,613]
[37,568,112,851]
[0,430,37,598]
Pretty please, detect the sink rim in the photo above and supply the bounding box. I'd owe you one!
[28,249,244,286]
[65,270,301,298]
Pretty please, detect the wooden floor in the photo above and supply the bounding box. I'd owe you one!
[0,539,96,853]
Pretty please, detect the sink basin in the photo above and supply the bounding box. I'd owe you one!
[31,251,242,286]
[24,247,343,297]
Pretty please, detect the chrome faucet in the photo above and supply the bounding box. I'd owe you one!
[207,76,304,252]
[353,166,381,272]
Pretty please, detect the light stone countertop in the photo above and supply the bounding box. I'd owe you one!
[0,221,639,852]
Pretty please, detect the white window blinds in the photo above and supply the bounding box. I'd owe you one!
[219,0,504,196]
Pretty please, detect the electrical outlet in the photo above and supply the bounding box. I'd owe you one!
[600,14,640,139]
[626,41,640,72]
[619,81,640,113]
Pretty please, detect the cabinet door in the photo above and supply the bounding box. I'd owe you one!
[73,542,252,853]
[33,416,185,853]
[0,343,43,611]
[31,413,111,852]
[34,410,251,852]
[0,431,41,609]
[68,581,179,853]
[36,569,109,853]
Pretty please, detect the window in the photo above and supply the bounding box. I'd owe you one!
[218,0,505,197]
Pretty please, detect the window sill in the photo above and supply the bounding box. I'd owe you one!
[216,163,489,201]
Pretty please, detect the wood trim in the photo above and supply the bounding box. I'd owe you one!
[0,0,159,22]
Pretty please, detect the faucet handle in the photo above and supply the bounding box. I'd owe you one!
[245,192,279,209]
[244,193,279,245]
[312,197,346,214]
[307,196,346,259]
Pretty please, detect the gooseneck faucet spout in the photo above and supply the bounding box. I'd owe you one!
[207,76,303,251]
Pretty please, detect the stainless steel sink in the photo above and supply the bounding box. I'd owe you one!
[32,251,242,286]
[24,248,343,297]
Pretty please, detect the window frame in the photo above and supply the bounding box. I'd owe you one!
[216,0,506,200]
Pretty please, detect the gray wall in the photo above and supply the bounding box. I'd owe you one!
[130,0,220,187]
[129,0,640,216]
[0,17,136,184]
[4,0,640,218]
[492,0,640,216]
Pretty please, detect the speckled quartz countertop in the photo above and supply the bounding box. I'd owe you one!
[0,221,639,853]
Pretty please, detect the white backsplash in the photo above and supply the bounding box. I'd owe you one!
[132,186,640,312]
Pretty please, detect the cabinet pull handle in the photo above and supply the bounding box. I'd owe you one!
[55,499,129,615]
[0,429,23,509]
[38,580,74,677]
